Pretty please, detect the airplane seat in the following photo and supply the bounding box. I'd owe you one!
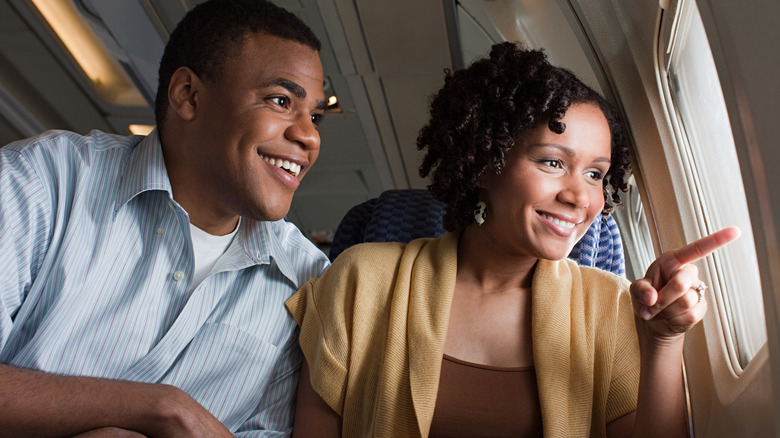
[329,189,446,261]
[328,189,626,277]
[569,213,626,277]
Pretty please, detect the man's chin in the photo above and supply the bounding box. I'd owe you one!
[250,205,293,223]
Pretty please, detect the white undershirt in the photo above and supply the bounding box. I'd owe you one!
[189,220,240,288]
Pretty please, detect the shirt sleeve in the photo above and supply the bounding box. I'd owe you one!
[606,287,641,422]
[0,146,52,347]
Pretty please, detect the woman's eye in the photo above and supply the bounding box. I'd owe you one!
[543,159,562,168]
[586,170,605,180]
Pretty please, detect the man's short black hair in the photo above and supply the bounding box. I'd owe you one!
[154,0,321,133]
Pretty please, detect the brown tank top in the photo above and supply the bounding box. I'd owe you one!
[429,354,544,437]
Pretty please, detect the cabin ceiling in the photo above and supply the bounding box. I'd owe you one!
[0,0,600,244]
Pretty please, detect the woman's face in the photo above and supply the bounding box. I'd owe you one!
[479,103,612,261]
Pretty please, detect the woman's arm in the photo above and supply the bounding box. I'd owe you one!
[611,226,740,438]
[630,333,688,438]
[607,411,636,437]
[292,361,342,438]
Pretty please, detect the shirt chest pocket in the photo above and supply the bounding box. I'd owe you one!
[159,322,283,429]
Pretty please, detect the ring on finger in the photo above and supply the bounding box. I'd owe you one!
[693,283,708,303]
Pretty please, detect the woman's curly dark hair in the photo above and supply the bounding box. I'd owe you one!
[417,42,631,231]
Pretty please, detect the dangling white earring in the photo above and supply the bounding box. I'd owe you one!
[474,201,487,225]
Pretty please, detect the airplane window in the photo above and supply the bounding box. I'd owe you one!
[612,175,655,281]
[660,0,766,367]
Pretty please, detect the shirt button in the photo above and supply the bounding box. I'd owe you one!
[173,270,185,281]
[156,227,165,235]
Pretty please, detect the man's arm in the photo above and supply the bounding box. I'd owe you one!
[0,145,233,437]
[0,364,233,437]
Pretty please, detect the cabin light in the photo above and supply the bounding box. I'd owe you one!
[326,95,341,113]
[322,77,340,112]
[128,124,154,136]
[30,0,146,106]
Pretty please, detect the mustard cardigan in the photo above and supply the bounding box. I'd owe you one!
[286,232,640,437]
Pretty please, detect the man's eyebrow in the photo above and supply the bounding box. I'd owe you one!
[264,78,328,110]
[265,78,306,98]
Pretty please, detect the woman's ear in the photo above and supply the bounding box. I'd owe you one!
[476,174,489,189]
[167,66,201,122]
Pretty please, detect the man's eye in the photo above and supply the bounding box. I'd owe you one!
[270,96,289,107]
[311,114,324,126]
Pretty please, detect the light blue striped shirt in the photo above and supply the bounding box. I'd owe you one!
[0,130,329,436]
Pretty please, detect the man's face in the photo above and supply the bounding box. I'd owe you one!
[189,33,325,225]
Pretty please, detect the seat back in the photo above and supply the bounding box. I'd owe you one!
[329,190,445,260]
[329,189,625,276]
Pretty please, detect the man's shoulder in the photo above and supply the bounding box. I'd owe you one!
[2,130,149,195]
[6,129,141,154]
[4,130,144,174]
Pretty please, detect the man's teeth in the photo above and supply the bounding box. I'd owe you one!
[541,214,576,229]
[259,154,300,176]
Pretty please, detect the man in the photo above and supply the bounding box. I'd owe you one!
[0,0,328,436]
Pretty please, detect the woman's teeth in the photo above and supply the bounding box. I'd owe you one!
[259,154,300,176]
[541,214,576,229]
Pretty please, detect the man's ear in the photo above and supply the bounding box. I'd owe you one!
[167,67,201,122]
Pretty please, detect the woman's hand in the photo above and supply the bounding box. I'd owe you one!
[630,226,741,345]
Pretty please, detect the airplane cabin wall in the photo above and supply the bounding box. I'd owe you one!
[552,0,779,435]
[695,0,780,434]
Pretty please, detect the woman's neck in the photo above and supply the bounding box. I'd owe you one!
[456,225,539,294]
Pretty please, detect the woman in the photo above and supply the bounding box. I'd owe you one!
[286,42,738,437]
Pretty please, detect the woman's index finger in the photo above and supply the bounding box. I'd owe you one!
[672,226,742,265]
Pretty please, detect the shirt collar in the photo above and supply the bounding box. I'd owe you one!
[238,219,272,266]
[116,128,173,213]
[239,219,301,280]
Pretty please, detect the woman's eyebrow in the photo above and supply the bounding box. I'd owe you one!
[533,143,611,163]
